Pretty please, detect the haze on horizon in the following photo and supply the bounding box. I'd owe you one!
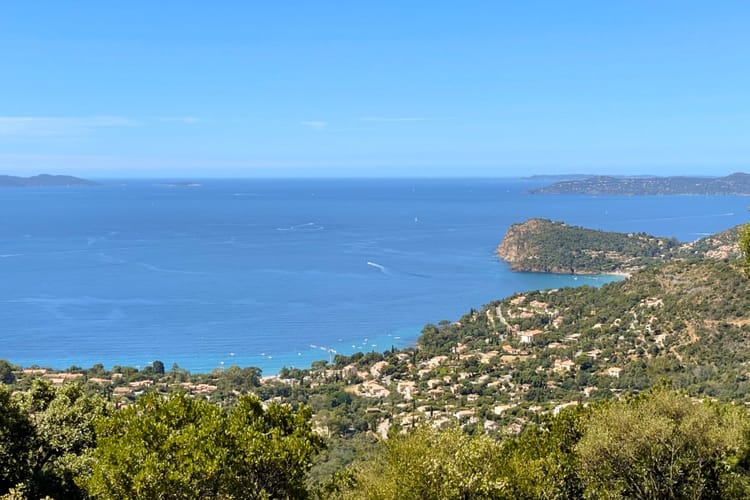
[1,2,748,179]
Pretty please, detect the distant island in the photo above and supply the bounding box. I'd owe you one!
[0,174,98,187]
[158,181,203,187]
[497,218,741,274]
[529,172,750,195]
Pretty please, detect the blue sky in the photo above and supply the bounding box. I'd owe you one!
[1,1,748,178]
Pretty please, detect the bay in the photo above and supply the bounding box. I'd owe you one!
[0,178,747,374]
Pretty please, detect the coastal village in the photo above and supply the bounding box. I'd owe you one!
[11,256,737,441]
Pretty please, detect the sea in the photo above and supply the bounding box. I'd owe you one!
[1,178,748,375]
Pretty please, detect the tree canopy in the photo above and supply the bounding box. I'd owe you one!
[740,223,750,276]
[85,392,324,499]
[0,380,108,499]
[327,387,750,499]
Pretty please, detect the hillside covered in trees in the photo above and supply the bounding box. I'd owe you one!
[2,222,750,498]
[497,218,742,274]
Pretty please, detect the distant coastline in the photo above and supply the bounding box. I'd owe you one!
[530,172,750,195]
[0,174,98,187]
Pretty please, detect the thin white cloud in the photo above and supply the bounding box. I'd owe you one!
[300,121,326,131]
[0,153,364,174]
[155,116,200,124]
[358,117,427,122]
[0,116,138,137]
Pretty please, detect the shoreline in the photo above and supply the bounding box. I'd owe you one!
[5,325,422,377]
[3,273,626,376]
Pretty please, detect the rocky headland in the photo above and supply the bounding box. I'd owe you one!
[497,218,742,274]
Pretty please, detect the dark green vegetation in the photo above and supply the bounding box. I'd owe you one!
[497,218,679,273]
[327,388,750,499]
[741,223,750,276]
[497,218,742,274]
[3,380,750,499]
[0,382,322,499]
[0,381,107,499]
[3,222,750,498]
[0,174,97,187]
[530,172,750,195]
[86,393,323,499]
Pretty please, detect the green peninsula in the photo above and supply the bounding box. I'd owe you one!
[530,172,750,195]
[497,218,742,274]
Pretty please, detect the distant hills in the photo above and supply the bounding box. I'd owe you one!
[530,172,750,195]
[0,174,98,187]
[522,174,592,182]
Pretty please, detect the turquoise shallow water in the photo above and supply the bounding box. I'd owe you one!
[0,178,747,374]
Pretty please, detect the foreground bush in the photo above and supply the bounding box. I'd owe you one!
[0,381,107,499]
[334,425,506,499]
[85,393,324,499]
[330,387,750,499]
[577,388,750,499]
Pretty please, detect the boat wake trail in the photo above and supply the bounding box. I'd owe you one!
[367,261,388,274]
[366,261,427,278]
[276,222,324,232]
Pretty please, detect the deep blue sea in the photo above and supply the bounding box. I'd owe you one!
[1,178,748,374]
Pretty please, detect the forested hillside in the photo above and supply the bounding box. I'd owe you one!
[497,218,742,274]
